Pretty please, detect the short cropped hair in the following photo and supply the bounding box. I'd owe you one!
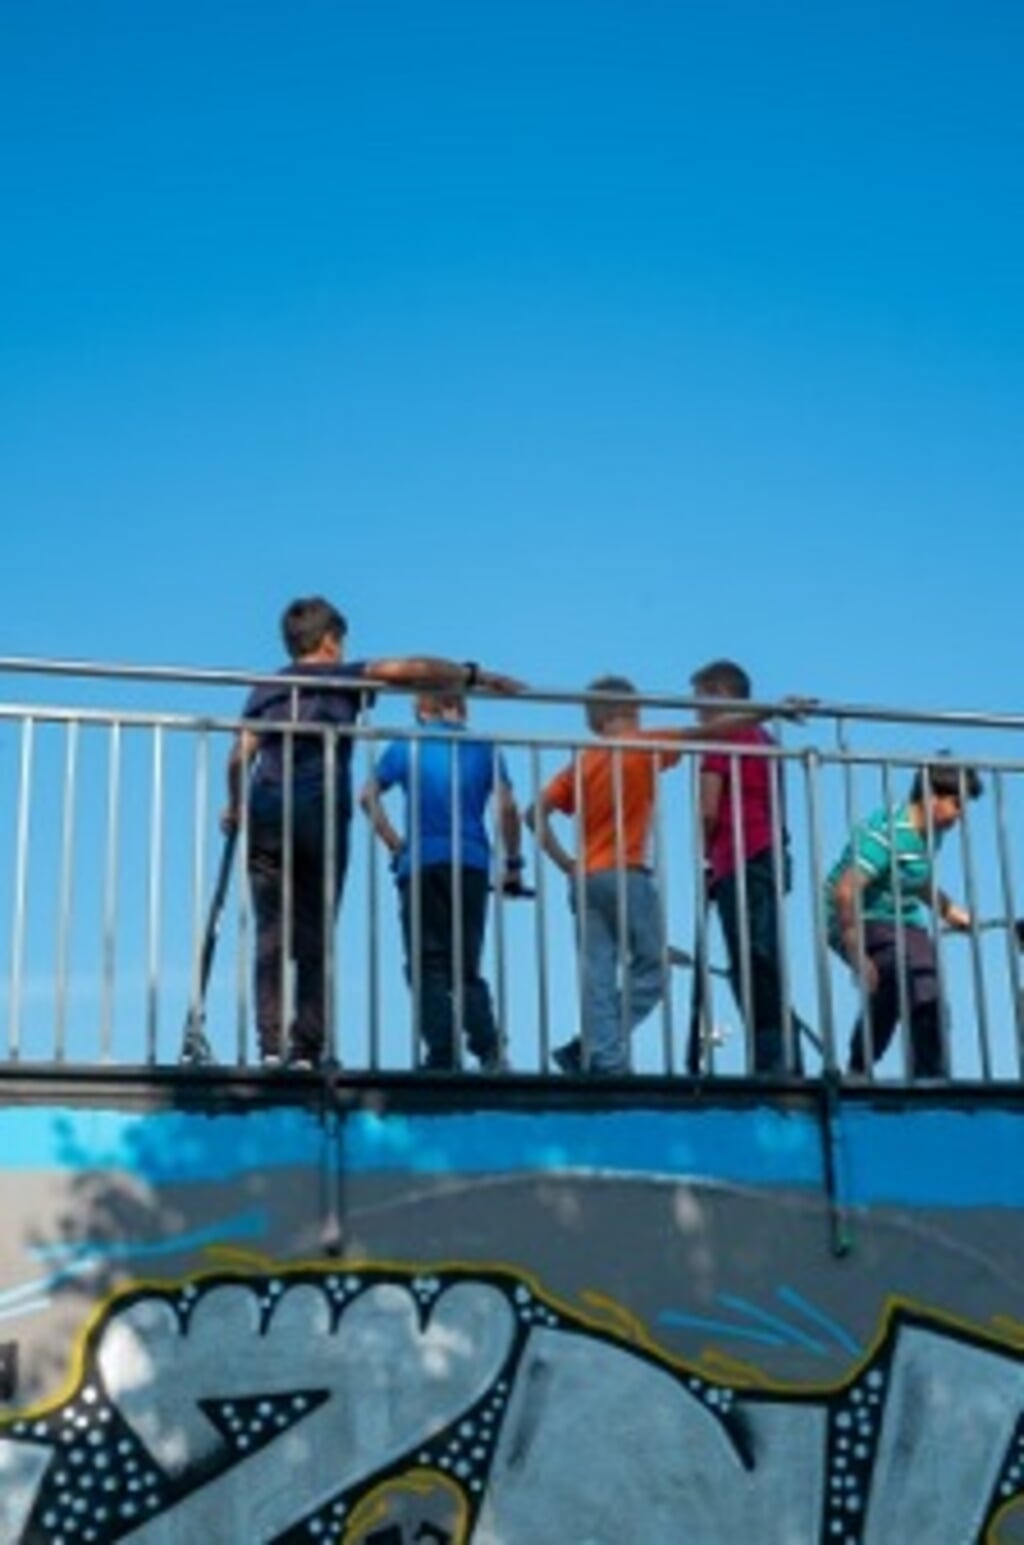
[280,596,348,660]
[691,659,752,700]
[586,675,638,733]
[910,761,984,804]
[416,689,467,719]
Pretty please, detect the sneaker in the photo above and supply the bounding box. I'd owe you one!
[552,1039,583,1075]
[288,1057,316,1072]
[260,1053,283,1070]
[478,1050,508,1074]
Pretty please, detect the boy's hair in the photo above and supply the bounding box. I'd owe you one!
[416,690,467,721]
[690,658,751,700]
[910,761,984,804]
[280,596,348,660]
[586,675,638,734]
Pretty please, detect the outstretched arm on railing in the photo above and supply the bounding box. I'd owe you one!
[364,656,525,695]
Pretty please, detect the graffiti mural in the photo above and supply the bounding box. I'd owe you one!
[0,1267,1023,1544]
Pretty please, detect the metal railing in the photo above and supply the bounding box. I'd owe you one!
[2,655,1024,1083]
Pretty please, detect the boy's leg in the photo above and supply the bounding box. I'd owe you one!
[250,797,290,1062]
[712,866,775,1072]
[458,868,500,1065]
[291,806,349,1065]
[625,871,665,1031]
[848,925,901,1073]
[903,928,946,1078]
[248,819,286,1062]
[743,854,796,1074]
[717,854,804,1074]
[580,872,628,1072]
[400,865,457,1068]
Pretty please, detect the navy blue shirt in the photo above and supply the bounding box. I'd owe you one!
[243,662,374,803]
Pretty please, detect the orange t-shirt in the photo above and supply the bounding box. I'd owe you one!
[543,730,684,873]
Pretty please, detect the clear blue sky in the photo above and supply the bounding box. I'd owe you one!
[3,0,1022,713]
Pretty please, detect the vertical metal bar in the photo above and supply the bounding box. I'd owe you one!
[236,778,251,1066]
[491,740,509,1070]
[100,721,123,1063]
[8,717,35,1062]
[450,730,465,1070]
[881,759,912,1081]
[836,721,873,1075]
[803,749,838,1070]
[956,766,989,1080]
[54,719,79,1063]
[188,728,209,1057]
[322,728,338,1068]
[767,734,795,1071]
[651,761,674,1075]
[365,731,382,1073]
[993,769,1024,1077]
[144,725,164,1065]
[573,750,589,1067]
[408,735,422,1069]
[918,767,948,1079]
[281,723,295,1058]
[611,743,631,1068]
[728,748,755,1073]
[530,745,551,1070]
[689,755,715,1073]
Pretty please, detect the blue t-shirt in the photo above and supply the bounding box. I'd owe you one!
[374,728,511,878]
[243,662,374,803]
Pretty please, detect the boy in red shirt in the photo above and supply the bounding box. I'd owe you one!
[690,658,806,1074]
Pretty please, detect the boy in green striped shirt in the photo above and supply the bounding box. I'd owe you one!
[825,762,982,1078]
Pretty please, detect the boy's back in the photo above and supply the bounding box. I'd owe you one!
[543,732,683,872]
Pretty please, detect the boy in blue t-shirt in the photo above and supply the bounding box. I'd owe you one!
[825,761,982,1078]
[361,692,525,1070]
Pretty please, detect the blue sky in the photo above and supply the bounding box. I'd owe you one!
[3,0,1022,712]
[2,3,1023,1074]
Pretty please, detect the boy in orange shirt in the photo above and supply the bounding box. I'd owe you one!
[527,676,771,1074]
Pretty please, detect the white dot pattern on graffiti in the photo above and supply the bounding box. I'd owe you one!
[0,1271,1022,1543]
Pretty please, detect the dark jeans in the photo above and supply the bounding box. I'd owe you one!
[846,922,946,1078]
[711,850,803,1074]
[248,791,350,1062]
[399,865,498,1069]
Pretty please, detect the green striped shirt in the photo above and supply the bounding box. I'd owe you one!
[825,802,941,934]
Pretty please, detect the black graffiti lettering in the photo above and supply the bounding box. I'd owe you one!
[0,1342,17,1402]
[2,1274,1023,1543]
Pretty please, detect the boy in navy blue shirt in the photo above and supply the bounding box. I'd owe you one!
[224,597,520,1068]
[361,691,525,1070]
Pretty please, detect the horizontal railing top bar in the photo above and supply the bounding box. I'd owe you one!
[4,654,1024,734]
[4,702,1024,773]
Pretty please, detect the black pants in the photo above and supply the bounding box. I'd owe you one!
[248,792,350,1062]
[846,922,946,1078]
[711,850,804,1074]
[399,865,498,1069]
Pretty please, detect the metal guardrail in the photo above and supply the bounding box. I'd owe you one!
[2,657,1024,1082]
